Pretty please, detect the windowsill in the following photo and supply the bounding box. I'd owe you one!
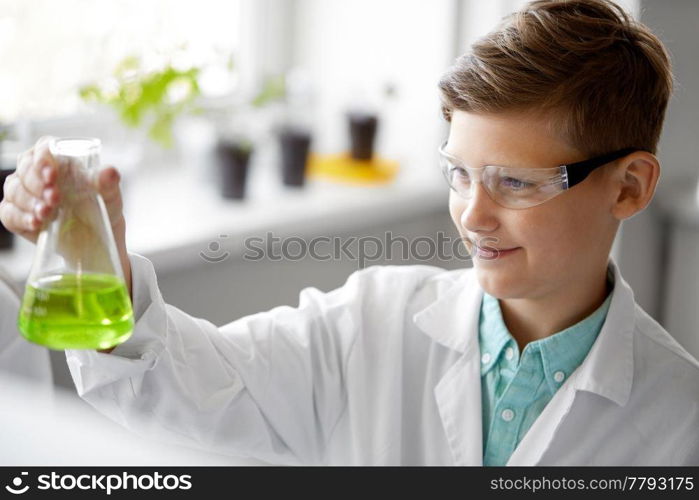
[0,161,448,287]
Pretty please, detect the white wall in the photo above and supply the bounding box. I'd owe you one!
[637,0,699,359]
[639,0,699,182]
[616,1,699,353]
[290,0,457,171]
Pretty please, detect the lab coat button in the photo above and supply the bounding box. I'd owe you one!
[501,409,515,422]
[554,371,565,383]
[481,353,491,364]
[505,347,514,360]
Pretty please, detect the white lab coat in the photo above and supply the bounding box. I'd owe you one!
[0,267,53,396]
[66,253,699,465]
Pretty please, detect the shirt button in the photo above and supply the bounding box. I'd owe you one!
[554,371,566,383]
[505,347,514,360]
[481,353,491,364]
[501,409,515,422]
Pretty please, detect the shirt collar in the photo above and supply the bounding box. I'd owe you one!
[538,292,612,393]
[478,276,614,389]
[478,293,513,375]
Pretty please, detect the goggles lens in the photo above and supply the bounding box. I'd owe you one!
[439,141,640,209]
[439,148,568,209]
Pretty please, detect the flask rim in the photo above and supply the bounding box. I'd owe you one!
[49,137,101,157]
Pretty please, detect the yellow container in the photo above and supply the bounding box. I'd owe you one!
[307,152,399,185]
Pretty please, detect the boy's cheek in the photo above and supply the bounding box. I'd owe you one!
[448,193,465,228]
[447,207,471,253]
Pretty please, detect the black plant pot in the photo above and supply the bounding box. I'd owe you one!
[216,141,252,199]
[347,111,379,160]
[0,168,15,249]
[278,127,312,187]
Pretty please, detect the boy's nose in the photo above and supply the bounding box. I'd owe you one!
[460,181,499,234]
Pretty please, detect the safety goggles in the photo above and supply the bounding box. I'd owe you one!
[438,141,639,209]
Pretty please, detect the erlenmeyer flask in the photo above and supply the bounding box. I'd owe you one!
[18,138,134,350]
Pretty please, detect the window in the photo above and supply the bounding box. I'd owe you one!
[0,0,246,123]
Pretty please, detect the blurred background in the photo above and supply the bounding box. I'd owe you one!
[0,0,697,461]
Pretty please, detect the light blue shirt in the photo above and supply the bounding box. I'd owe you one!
[479,279,613,466]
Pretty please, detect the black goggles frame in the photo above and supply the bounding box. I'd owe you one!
[561,147,641,189]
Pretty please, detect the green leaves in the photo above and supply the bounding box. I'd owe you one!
[251,74,286,108]
[79,57,201,148]
[80,53,288,150]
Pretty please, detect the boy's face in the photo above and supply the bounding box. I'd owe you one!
[447,110,620,300]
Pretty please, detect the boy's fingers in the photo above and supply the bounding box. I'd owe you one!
[34,136,55,150]
[97,166,120,195]
[0,176,56,230]
[16,142,57,198]
[15,151,41,198]
[0,199,39,237]
[96,167,124,223]
[32,140,58,176]
[2,174,37,214]
[4,174,57,222]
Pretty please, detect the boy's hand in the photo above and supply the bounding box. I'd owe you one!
[0,136,132,303]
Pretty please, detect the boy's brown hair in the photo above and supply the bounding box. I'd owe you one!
[438,0,673,156]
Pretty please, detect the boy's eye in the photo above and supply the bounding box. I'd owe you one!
[449,165,470,180]
[500,176,535,190]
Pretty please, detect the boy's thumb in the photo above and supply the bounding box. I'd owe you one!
[96,166,121,194]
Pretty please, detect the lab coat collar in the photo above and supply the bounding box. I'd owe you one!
[412,258,636,465]
[412,268,484,465]
[412,268,482,355]
[568,258,635,407]
[413,259,635,405]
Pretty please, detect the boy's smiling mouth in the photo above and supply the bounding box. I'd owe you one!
[474,245,521,260]
[464,237,521,260]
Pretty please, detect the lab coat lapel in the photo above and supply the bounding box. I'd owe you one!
[505,382,578,465]
[413,259,636,466]
[506,258,636,465]
[413,269,484,465]
[433,350,483,465]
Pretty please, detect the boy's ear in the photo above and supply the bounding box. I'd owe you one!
[610,151,660,221]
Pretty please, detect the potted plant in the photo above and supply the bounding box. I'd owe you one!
[268,69,315,187]
[277,125,312,187]
[215,133,254,200]
[80,57,297,199]
[79,55,202,149]
[347,110,378,160]
[214,74,288,199]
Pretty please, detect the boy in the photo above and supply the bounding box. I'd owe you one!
[2,0,698,465]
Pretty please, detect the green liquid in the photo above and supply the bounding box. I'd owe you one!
[18,273,134,350]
